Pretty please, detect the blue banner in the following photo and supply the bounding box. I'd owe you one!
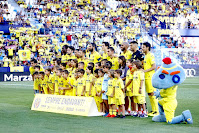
[149,28,199,37]
[181,64,199,77]
[179,29,199,37]
[0,21,10,34]
[0,67,10,72]
[0,66,30,72]
[0,72,32,82]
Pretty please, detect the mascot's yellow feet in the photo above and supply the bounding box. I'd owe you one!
[148,111,159,117]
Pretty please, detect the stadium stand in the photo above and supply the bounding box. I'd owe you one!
[0,0,199,68]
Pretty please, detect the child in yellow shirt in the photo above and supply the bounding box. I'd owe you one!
[94,69,104,112]
[132,60,147,118]
[76,69,86,96]
[55,69,64,95]
[71,70,79,96]
[124,59,137,115]
[45,68,55,94]
[38,71,45,94]
[66,59,73,76]
[114,69,125,118]
[60,70,73,96]
[106,69,116,118]
[53,66,60,95]
[33,72,41,95]
[85,66,94,97]
[70,59,78,78]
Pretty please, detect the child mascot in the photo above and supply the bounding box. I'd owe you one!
[152,57,193,124]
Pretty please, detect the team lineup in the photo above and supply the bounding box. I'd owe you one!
[30,41,193,123]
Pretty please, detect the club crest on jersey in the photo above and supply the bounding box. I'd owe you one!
[22,52,26,57]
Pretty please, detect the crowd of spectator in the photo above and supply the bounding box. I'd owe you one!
[0,0,18,22]
[0,0,199,67]
[168,50,199,64]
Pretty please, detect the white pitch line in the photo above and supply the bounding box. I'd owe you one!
[0,84,33,86]
[181,84,199,85]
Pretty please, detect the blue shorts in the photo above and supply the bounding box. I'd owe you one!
[34,90,40,94]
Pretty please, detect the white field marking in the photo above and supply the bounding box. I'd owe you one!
[181,84,199,85]
[0,84,33,86]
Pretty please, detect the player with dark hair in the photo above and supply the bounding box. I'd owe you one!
[130,41,144,63]
[107,47,119,70]
[142,42,158,116]
[87,43,101,63]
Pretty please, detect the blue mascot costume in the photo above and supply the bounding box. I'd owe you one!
[152,57,193,124]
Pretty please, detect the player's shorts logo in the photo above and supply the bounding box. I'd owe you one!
[34,98,41,108]
[185,69,196,77]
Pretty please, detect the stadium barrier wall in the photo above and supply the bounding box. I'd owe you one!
[0,65,197,82]
[0,66,30,72]
[0,72,32,82]
[181,64,199,77]
[0,67,10,72]
[0,21,10,35]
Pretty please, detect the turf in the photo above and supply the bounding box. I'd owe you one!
[0,77,199,133]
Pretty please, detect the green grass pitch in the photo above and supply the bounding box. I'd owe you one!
[0,77,199,133]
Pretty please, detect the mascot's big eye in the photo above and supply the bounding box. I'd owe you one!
[172,75,180,83]
[159,74,165,79]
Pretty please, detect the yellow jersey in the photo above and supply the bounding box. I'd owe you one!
[54,75,59,94]
[34,78,40,90]
[8,49,14,56]
[38,78,43,91]
[126,69,133,91]
[102,52,108,59]
[57,76,64,95]
[107,56,119,70]
[70,68,77,78]
[95,77,103,93]
[106,78,115,96]
[71,78,78,96]
[54,75,63,95]
[46,74,55,92]
[86,51,101,63]
[66,67,73,77]
[132,70,145,96]
[3,58,10,67]
[29,65,44,75]
[85,74,94,92]
[160,86,177,101]
[114,78,124,99]
[67,54,76,60]
[120,50,132,60]
[42,76,48,94]
[76,77,86,96]
[61,54,67,63]
[64,77,73,96]
[144,52,155,79]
